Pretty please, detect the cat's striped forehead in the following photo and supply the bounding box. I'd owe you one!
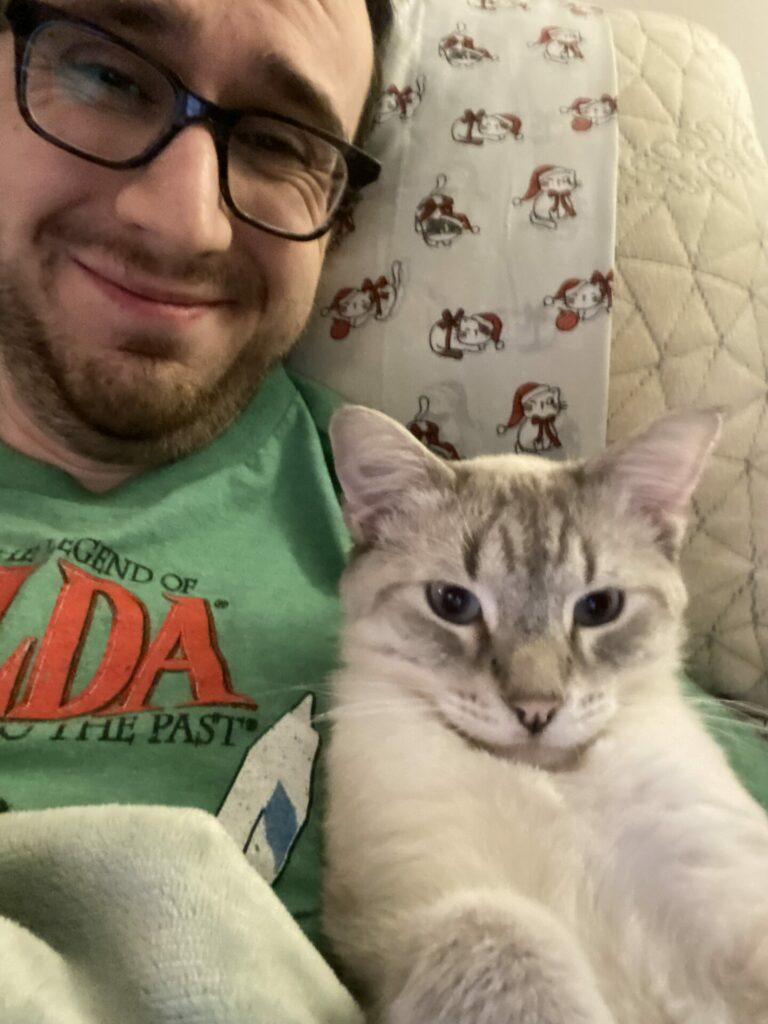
[441,460,601,588]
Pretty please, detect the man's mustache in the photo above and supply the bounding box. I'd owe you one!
[36,216,262,307]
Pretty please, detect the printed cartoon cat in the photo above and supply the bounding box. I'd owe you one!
[324,405,768,1024]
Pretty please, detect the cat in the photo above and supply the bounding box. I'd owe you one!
[322,404,768,1024]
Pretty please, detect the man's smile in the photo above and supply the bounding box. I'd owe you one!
[71,257,230,325]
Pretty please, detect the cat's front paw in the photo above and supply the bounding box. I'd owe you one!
[381,915,614,1024]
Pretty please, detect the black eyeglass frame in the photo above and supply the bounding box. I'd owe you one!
[4,0,382,241]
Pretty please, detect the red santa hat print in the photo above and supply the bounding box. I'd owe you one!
[473,312,504,347]
[513,165,556,205]
[497,382,551,434]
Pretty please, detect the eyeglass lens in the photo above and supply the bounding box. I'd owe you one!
[23,19,349,236]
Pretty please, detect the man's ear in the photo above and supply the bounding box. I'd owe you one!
[329,405,454,545]
[587,409,722,554]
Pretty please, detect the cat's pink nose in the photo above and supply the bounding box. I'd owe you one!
[514,700,560,736]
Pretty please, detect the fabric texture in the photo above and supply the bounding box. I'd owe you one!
[291,0,619,462]
[607,10,768,708]
[0,365,348,948]
[0,804,363,1024]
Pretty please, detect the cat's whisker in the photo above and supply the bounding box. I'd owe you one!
[314,698,427,725]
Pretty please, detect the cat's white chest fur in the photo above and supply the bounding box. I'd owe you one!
[325,678,768,1024]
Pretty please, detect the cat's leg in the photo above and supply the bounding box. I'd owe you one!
[380,889,615,1024]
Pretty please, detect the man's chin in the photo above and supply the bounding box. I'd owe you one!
[48,348,272,465]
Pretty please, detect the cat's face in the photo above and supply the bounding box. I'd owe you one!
[331,407,721,771]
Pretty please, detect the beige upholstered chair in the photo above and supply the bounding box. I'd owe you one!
[608,11,768,708]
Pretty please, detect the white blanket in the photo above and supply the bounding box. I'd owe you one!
[0,805,362,1024]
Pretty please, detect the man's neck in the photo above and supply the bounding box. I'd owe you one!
[0,380,142,493]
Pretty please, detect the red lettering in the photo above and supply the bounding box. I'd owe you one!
[0,564,41,715]
[9,562,147,720]
[109,593,253,712]
[110,595,255,713]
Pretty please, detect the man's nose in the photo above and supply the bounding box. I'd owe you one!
[114,125,233,254]
[513,700,561,736]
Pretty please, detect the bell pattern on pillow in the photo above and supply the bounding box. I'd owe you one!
[414,175,480,248]
[292,0,617,463]
[407,396,463,460]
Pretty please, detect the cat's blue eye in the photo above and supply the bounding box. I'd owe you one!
[426,582,482,626]
[573,588,625,628]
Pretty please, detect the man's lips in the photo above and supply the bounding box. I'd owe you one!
[72,258,229,317]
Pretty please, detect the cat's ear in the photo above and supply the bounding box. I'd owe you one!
[329,405,454,544]
[588,409,722,552]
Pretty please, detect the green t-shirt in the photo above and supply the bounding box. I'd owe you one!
[0,364,347,947]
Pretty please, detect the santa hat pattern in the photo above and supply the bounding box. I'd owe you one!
[532,26,560,46]
[514,165,557,204]
[503,382,552,430]
[473,313,504,346]
[544,278,581,306]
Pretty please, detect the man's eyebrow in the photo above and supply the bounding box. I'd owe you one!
[56,0,348,141]
[258,54,347,141]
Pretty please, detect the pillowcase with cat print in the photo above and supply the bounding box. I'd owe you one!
[323,406,768,1024]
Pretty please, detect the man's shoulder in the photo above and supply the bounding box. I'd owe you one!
[284,369,346,493]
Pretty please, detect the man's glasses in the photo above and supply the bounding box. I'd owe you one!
[4,0,382,241]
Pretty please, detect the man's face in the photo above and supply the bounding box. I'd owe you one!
[0,0,373,463]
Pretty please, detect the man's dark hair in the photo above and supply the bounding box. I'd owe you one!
[357,0,394,143]
[0,0,394,144]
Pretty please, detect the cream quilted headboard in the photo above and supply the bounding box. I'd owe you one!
[608,11,768,706]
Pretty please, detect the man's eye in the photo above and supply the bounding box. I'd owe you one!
[61,61,148,104]
[238,130,306,163]
[426,582,482,626]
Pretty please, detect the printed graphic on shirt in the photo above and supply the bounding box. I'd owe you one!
[0,554,322,887]
[561,94,617,131]
[321,260,403,339]
[217,694,318,885]
[407,396,462,460]
[451,109,524,145]
[374,76,427,123]
[415,175,480,248]
[429,307,505,358]
[438,24,498,67]
[543,270,613,330]
[512,164,580,229]
[496,382,567,454]
[528,26,585,63]
[0,560,254,720]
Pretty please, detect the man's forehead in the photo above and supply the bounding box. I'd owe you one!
[55,0,207,37]
[54,0,373,138]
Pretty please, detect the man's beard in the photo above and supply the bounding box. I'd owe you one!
[0,250,300,467]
